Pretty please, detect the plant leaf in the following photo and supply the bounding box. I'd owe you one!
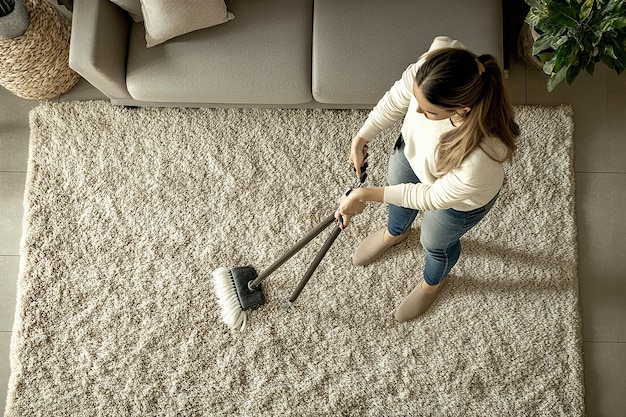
[601,55,616,70]
[547,1,579,27]
[538,51,557,72]
[543,55,556,75]
[525,10,544,27]
[599,0,622,16]
[606,35,626,72]
[585,61,596,75]
[565,65,582,85]
[524,0,544,9]
[590,29,604,47]
[599,17,626,32]
[553,41,576,73]
[579,0,594,20]
[547,65,569,92]
[532,34,559,55]
[603,43,617,59]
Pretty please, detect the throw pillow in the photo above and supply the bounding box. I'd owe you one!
[140,0,235,48]
[110,0,144,22]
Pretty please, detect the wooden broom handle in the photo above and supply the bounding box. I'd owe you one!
[286,223,342,305]
[249,214,337,289]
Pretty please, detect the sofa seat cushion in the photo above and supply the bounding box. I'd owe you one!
[312,0,504,105]
[126,0,313,105]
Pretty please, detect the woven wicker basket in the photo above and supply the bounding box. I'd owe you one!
[0,0,80,100]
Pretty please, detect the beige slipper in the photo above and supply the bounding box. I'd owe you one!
[352,227,411,266]
[394,278,448,322]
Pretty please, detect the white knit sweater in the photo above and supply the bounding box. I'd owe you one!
[356,36,509,212]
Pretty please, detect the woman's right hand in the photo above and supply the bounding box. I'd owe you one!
[350,136,369,181]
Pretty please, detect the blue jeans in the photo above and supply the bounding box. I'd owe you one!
[387,136,498,286]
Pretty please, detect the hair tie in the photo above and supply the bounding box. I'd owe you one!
[476,58,486,75]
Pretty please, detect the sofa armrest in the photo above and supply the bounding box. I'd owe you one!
[69,0,132,100]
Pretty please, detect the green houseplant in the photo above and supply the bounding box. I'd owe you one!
[524,0,626,91]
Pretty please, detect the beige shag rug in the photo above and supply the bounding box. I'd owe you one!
[6,102,584,416]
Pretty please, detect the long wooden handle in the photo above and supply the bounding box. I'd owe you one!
[249,214,337,289]
[287,223,342,304]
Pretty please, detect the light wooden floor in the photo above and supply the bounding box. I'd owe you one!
[1,36,625,417]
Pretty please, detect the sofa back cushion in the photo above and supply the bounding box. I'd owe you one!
[312,0,505,105]
[125,0,314,105]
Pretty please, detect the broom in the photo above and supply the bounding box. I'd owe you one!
[212,213,341,330]
[213,152,368,331]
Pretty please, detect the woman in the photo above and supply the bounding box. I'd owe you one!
[335,36,520,322]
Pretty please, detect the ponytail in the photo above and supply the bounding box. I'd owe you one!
[473,55,519,160]
[416,49,519,174]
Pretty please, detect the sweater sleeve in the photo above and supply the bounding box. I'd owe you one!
[355,63,417,141]
[384,176,478,211]
[383,148,505,211]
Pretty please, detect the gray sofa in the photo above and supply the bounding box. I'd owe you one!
[69,0,504,108]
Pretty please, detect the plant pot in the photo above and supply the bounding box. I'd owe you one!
[0,0,29,39]
[517,22,545,73]
[0,0,80,99]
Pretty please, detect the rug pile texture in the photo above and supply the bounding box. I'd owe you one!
[5,102,583,416]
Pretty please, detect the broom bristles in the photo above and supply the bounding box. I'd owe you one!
[212,267,248,331]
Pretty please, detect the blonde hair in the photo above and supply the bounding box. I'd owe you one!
[416,48,519,174]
